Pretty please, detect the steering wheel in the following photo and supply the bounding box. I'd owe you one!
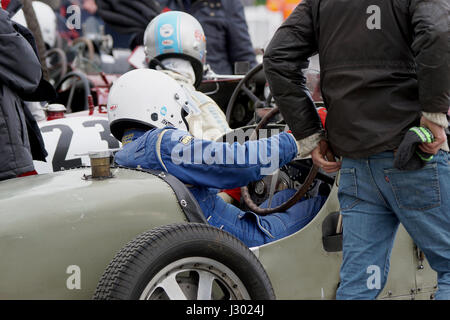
[225,63,323,215]
[72,37,96,62]
[240,107,320,216]
[54,71,91,112]
[226,63,273,127]
[45,48,68,85]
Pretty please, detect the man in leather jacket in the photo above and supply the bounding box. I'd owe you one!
[263,0,449,299]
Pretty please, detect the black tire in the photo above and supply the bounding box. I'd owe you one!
[93,223,275,300]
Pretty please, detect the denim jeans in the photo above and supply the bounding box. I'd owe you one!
[191,187,326,248]
[336,150,450,300]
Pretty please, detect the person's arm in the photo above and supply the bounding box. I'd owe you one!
[224,0,257,70]
[0,8,42,93]
[263,1,340,172]
[157,128,298,189]
[410,0,449,154]
[82,0,98,14]
[263,0,324,154]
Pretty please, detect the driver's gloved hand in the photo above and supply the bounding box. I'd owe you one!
[286,107,328,159]
[393,126,434,171]
[288,131,326,159]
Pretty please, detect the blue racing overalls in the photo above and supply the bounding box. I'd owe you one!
[115,127,326,247]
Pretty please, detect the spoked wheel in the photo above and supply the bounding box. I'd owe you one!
[139,257,250,300]
[93,223,275,300]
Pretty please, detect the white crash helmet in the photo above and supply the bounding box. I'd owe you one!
[108,69,200,141]
[143,11,206,88]
[12,1,57,48]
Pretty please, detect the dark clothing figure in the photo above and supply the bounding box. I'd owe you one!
[58,0,133,48]
[0,8,54,180]
[263,0,449,300]
[264,0,449,158]
[162,0,257,75]
[96,0,257,75]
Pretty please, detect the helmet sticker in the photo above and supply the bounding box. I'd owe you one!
[160,24,174,38]
[194,30,204,42]
[156,13,182,55]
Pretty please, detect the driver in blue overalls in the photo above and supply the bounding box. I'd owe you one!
[108,68,327,248]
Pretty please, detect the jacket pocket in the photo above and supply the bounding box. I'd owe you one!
[383,163,441,211]
[338,168,360,210]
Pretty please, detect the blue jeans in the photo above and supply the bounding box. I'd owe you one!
[336,151,450,300]
[191,187,326,248]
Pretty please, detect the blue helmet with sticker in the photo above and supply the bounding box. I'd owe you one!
[143,11,206,87]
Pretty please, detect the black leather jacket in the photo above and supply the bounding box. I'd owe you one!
[263,0,449,158]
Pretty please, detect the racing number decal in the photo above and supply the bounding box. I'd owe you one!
[41,124,82,172]
[40,120,120,172]
[82,120,120,149]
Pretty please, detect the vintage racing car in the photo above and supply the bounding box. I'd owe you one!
[0,63,439,300]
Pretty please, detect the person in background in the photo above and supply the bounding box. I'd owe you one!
[96,0,258,75]
[81,0,132,48]
[263,0,449,299]
[58,0,132,47]
[0,2,56,180]
[159,0,258,75]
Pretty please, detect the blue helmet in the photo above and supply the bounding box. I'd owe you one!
[143,11,207,87]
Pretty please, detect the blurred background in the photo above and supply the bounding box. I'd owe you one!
[37,0,299,51]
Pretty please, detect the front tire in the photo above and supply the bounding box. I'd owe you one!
[93,223,275,300]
